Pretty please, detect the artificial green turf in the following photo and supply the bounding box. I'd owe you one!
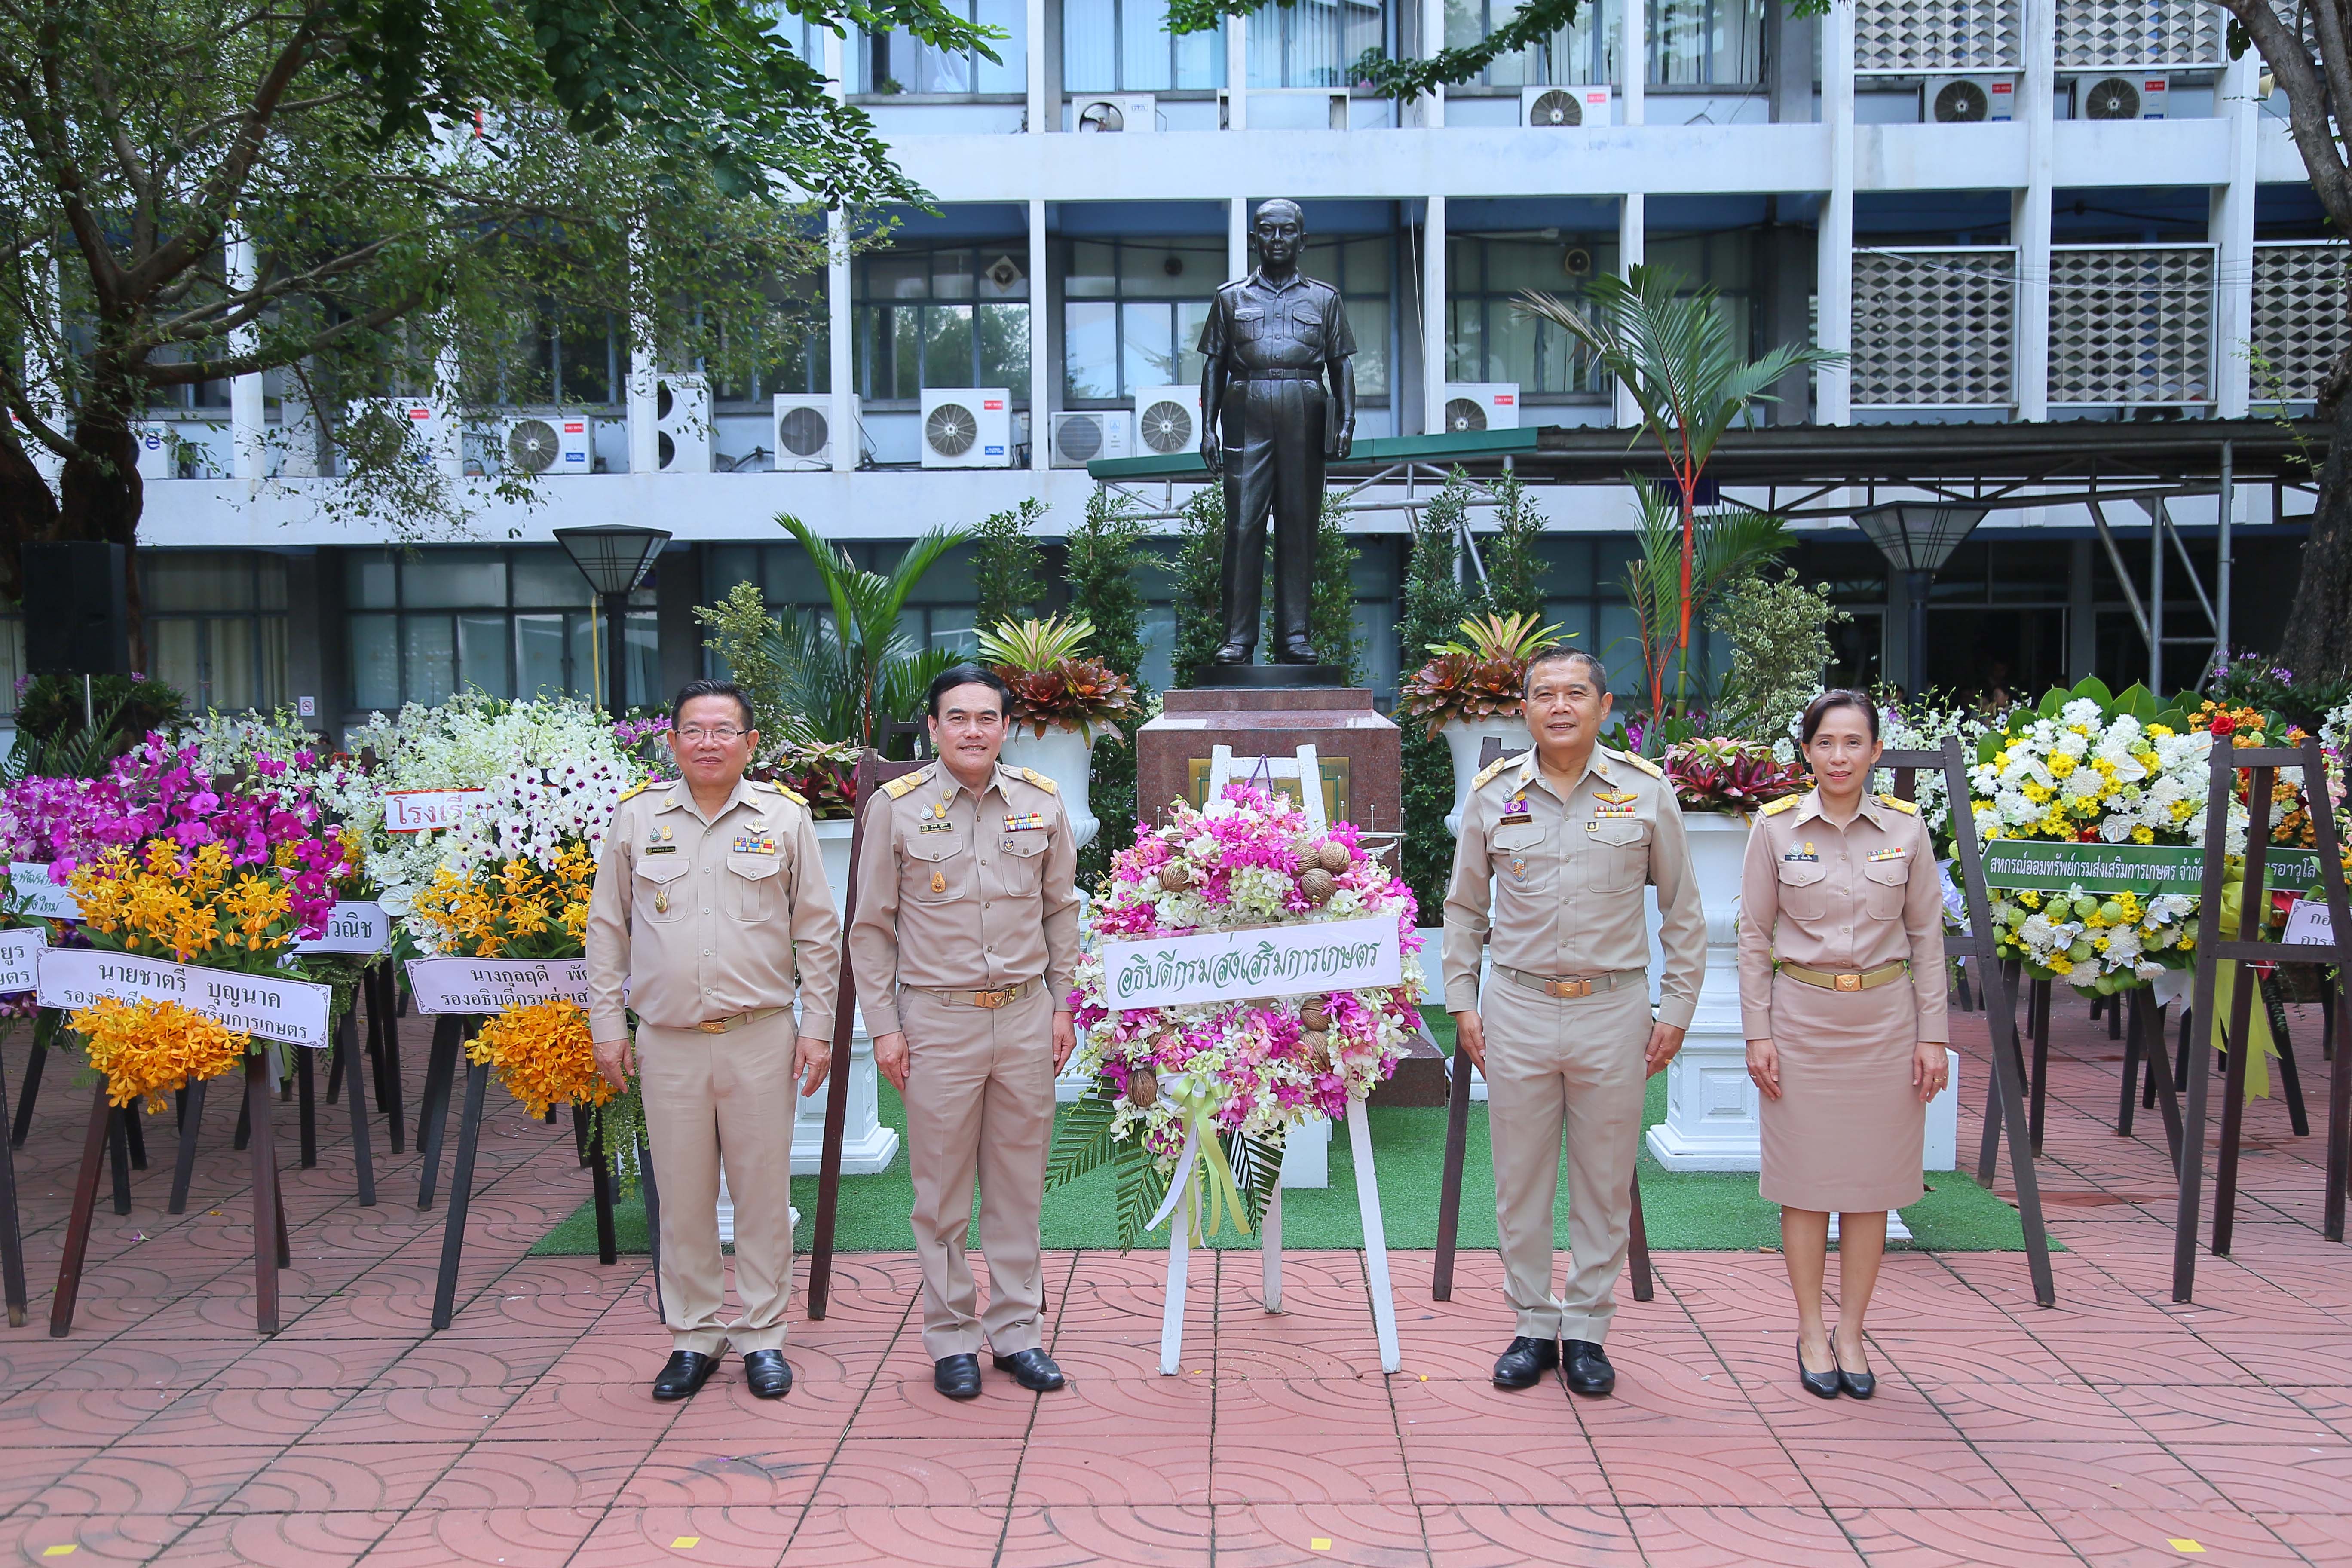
[533,1006,2047,1257]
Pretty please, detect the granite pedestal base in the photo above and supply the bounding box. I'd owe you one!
[1137,686,1403,841]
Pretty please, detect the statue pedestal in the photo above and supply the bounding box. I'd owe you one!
[1137,687,1403,841]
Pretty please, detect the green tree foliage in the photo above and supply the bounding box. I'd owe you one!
[1709,569,1847,742]
[1169,488,1225,689]
[4,672,185,778]
[1306,493,1362,684]
[1479,473,1547,622]
[972,498,1051,632]
[1620,485,1791,741]
[1066,487,1152,883]
[1397,474,1479,920]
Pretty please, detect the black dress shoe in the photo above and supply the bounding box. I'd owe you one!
[1562,1339,1615,1397]
[992,1348,1067,1392]
[934,1353,983,1400]
[1272,642,1321,665]
[1833,1344,1876,1400]
[742,1349,793,1400]
[1797,1347,1841,1400]
[1491,1336,1559,1389]
[1210,643,1253,665]
[652,1350,719,1402]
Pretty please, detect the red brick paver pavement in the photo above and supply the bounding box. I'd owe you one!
[1,996,2348,1566]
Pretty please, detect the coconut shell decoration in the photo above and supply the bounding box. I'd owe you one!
[1127,1067,1159,1107]
[1298,867,1336,903]
[1317,841,1351,874]
[1295,845,1323,876]
[1300,1029,1330,1062]
[1297,998,1330,1030]
[1157,863,1192,892]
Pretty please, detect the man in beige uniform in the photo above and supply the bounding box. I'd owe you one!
[849,665,1081,1400]
[587,679,841,1403]
[1443,648,1706,1398]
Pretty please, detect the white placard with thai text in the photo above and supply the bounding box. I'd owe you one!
[382,789,483,833]
[295,901,394,955]
[37,947,331,1047]
[406,956,590,1014]
[9,862,79,921]
[2283,898,2338,949]
[1097,915,1402,1011]
[0,925,45,995]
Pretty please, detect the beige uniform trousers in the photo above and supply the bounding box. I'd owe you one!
[1483,979,1652,1344]
[635,1012,798,1356]
[900,982,1055,1359]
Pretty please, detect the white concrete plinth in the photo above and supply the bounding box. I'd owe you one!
[790,1021,899,1175]
[1645,816,1762,1172]
[713,1184,801,1247]
[1279,1117,1331,1188]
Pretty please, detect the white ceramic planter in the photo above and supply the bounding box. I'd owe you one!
[1000,724,1100,850]
[1441,716,1530,837]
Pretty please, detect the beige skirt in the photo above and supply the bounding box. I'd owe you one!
[1758,972,1926,1213]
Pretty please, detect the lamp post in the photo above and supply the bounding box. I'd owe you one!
[554,525,671,715]
[1851,503,1988,696]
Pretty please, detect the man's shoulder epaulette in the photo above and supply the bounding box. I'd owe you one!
[616,782,651,805]
[755,780,808,806]
[1879,793,1920,815]
[1472,753,1522,791]
[1761,794,1802,817]
[1020,767,1059,795]
[879,768,930,800]
[1610,748,1666,781]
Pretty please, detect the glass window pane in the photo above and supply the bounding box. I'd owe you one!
[923,303,975,387]
[515,613,569,701]
[1176,300,1214,386]
[1066,242,1117,299]
[867,254,929,300]
[570,611,598,702]
[512,549,592,607]
[144,553,254,613]
[350,614,399,710]
[1064,302,1119,399]
[1350,298,1390,395]
[404,616,456,703]
[150,619,202,709]
[1173,12,1224,86]
[931,249,975,300]
[623,611,661,710]
[402,551,506,609]
[1649,0,1761,84]
[1596,603,1645,691]
[347,553,397,610]
[975,0,1026,92]
[978,303,1031,397]
[1345,237,1392,293]
[457,613,509,698]
[558,312,614,404]
[211,620,263,711]
[1121,0,1174,89]
[1121,302,1177,392]
[1064,0,1115,89]
[1446,297,1483,382]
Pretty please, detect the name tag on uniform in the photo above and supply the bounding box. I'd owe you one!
[643,843,677,854]
[917,819,956,834]
[1784,846,1819,862]
[731,834,775,855]
[1868,847,1907,863]
[1004,812,1046,832]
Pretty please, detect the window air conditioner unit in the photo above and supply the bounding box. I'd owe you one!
[629,371,712,473]
[920,388,1012,469]
[345,397,461,475]
[496,413,595,478]
[1131,385,1204,457]
[132,421,178,480]
[772,394,855,470]
[1441,383,1520,433]
[1521,85,1614,127]
[1050,410,1132,469]
[1925,76,2015,122]
[2073,73,2166,120]
[1074,93,1157,132]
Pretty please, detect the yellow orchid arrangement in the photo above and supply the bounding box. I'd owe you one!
[408,844,597,961]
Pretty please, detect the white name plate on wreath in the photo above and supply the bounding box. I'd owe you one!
[2284,898,2338,948]
[9,862,80,921]
[295,901,393,955]
[382,789,483,834]
[37,947,331,1047]
[1099,915,1401,1011]
[0,925,46,994]
[406,956,589,1014]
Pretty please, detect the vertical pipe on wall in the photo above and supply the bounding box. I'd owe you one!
[2014,0,2055,421]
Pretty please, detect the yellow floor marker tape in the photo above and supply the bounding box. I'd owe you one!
[41,1548,75,1558]
[1309,1540,1332,1551]
[2169,1542,2204,1554]
[671,1538,700,1550]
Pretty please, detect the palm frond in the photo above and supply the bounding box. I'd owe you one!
[1115,1148,1168,1253]
[1225,1130,1286,1233]
[1045,1090,1121,1188]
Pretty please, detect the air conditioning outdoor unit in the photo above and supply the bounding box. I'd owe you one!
[1131,385,1204,457]
[1050,410,1132,469]
[345,397,461,475]
[2073,73,2167,119]
[1521,84,1614,127]
[499,413,595,478]
[919,388,1012,469]
[1925,75,2015,122]
[772,395,856,470]
[1440,383,1521,434]
[628,371,712,473]
[1074,93,1157,132]
[132,421,177,480]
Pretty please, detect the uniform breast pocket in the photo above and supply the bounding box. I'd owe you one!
[1583,818,1650,895]
[636,859,690,925]
[906,836,965,905]
[999,833,1048,897]
[1862,858,1908,920]
[1234,308,1265,342]
[1776,859,1830,922]
[723,854,781,922]
[1489,824,1550,898]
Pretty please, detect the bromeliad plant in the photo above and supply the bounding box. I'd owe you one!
[977,614,1141,740]
[1662,737,1805,814]
[1396,611,1567,739]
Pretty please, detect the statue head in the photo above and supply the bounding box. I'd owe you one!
[1252,199,1306,271]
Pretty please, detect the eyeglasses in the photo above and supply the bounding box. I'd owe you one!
[676,726,747,743]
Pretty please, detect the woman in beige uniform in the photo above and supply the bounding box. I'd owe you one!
[1741,690,1948,1400]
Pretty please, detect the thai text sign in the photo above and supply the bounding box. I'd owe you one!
[1980,842,2205,894]
[37,948,331,1047]
[295,901,394,955]
[382,789,483,833]
[1099,916,1400,1010]
[2283,898,2338,948]
[9,862,79,920]
[0,925,45,995]
[406,956,589,1014]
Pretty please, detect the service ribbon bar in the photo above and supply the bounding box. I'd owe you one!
[405,956,590,1014]
[37,947,332,1048]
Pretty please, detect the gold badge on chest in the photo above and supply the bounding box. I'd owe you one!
[931,870,947,894]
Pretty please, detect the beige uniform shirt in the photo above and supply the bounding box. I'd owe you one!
[1442,746,1707,1029]
[847,761,1082,1037]
[585,776,842,1043]
[1736,789,1949,1044]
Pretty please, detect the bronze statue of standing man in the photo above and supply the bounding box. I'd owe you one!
[1198,199,1357,671]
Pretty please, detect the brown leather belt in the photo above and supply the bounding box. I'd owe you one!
[919,978,1038,1010]
[694,1006,787,1035]
[1778,959,1909,993]
[1495,965,1645,1000]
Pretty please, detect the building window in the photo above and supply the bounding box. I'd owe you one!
[1446,236,1618,395]
[855,0,1026,94]
[143,551,290,714]
[1445,0,1620,86]
[704,544,981,668]
[1301,236,1393,400]
[1063,238,1225,403]
[1064,0,1226,90]
[524,307,620,407]
[1528,535,1735,696]
[1648,0,1764,85]
[344,547,656,712]
[1248,0,1387,87]
[854,245,1032,404]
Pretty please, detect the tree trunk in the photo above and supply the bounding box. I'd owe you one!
[1,416,150,673]
[2280,369,2352,684]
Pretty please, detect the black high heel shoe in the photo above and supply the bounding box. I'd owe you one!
[1832,1341,1876,1400]
[1796,1344,1841,1400]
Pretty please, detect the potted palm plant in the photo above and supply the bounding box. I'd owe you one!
[1397,611,1566,835]
[978,613,1139,851]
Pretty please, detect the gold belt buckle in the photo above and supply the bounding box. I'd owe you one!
[975,985,1017,1009]
[697,1018,731,1034]
[1833,972,1863,992]
[1550,977,1595,999]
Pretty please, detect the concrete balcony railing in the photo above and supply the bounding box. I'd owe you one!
[2251,239,2350,405]
[2049,244,2215,407]
[1852,247,2019,410]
